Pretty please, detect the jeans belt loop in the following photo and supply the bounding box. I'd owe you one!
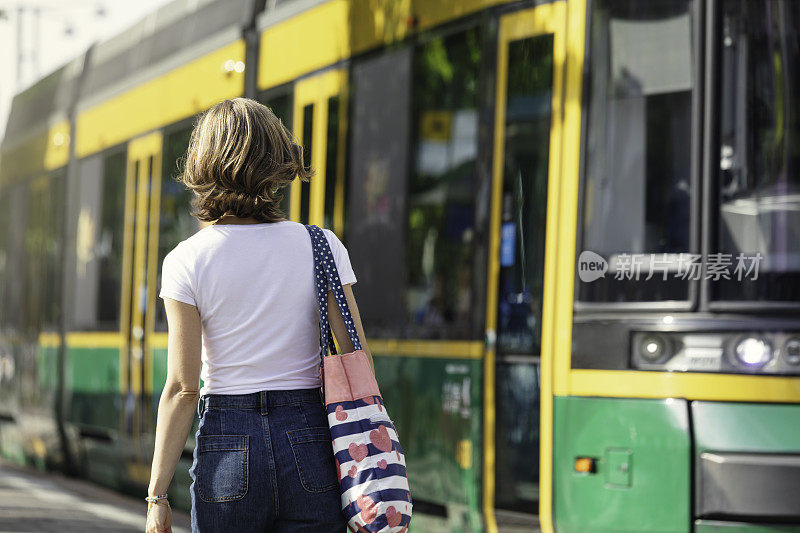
[260,390,269,416]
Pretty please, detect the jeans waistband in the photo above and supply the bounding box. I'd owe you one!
[197,388,323,417]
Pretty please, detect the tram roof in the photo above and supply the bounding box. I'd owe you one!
[1,0,265,163]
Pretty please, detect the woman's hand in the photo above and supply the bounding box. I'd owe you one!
[145,501,172,533]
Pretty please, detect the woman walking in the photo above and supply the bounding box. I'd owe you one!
[145,97,372,532]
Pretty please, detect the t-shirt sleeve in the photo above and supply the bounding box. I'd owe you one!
[322,228,357,285]
[159,245,197,306]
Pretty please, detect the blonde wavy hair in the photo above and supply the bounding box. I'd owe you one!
[178,97,314,223]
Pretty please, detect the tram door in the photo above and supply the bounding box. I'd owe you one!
[488,4,565,517]
[290,68,348,235]
[120,132,163,479]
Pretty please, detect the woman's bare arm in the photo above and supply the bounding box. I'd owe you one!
[328,284,374,373]
[148,298,202,498]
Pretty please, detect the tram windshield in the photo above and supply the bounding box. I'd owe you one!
[713,0,800,302]
[578,0,696,303]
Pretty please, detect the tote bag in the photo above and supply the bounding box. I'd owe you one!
[305,224,412,533]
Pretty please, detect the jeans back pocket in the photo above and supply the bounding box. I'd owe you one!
[287,426,339,493]
[196,434,249,502]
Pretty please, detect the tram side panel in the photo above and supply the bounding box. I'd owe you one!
[0,166,69,472]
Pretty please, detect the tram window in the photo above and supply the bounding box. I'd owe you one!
[0,191,9,329]
[23,180,45,333]
[260,92,293,217]
[579,0,695,303]
[324,95,340,234]
[299,103,313,224]
[72,155,101,329]
[0,183,26,331]
[155,126,199,332]
[262,92,292,126]
[43,172,65,329]
[346,46,412,337]
[713,0,800,301]
[96,151,127,329]
[22,172,65,333]
[407,27,482,338]
[496,35,553,357]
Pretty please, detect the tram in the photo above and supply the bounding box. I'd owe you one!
[1,0,799,531]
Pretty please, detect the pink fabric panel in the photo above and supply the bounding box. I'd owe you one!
[323,356,350,404]
[343,350,381,399]
[323,350,381,405]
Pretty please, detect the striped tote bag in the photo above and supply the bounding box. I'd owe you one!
[305,224,412,533]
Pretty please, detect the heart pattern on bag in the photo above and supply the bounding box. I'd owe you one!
[349,442,369,462]
[377,459,387,470]
[386,506,402,527]
[348,465,358,478]
[370,425,392,453]
[335,405,348,421]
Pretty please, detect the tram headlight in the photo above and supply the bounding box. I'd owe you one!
[630,329,799,373]
[783,338,800,366]
[733,336,773,368]
[637,333,671,363]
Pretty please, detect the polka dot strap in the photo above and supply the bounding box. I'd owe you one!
[305,224,362,357]
[307,224,334,359]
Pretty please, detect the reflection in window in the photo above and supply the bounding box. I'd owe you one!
[96,151,127,329]
[345,46,412,338]
[496,362,540,511]
[714,0,800,301]
[579,0,695,303]
[497,35,553,357]
[156,126,201,331]
[408,27,481,338]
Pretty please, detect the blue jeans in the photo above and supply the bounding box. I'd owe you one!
[190,389,346,532]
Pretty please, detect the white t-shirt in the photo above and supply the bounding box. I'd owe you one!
[158,220,356,396]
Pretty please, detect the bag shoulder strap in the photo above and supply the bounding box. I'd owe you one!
[305,224,362,357]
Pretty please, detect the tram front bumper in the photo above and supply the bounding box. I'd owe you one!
[697,452,800,519]
[693,402,800,529]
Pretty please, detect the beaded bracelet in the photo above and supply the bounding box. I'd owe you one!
[145,492,169,505]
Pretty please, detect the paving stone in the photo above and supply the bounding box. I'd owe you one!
[0,460,190,533]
